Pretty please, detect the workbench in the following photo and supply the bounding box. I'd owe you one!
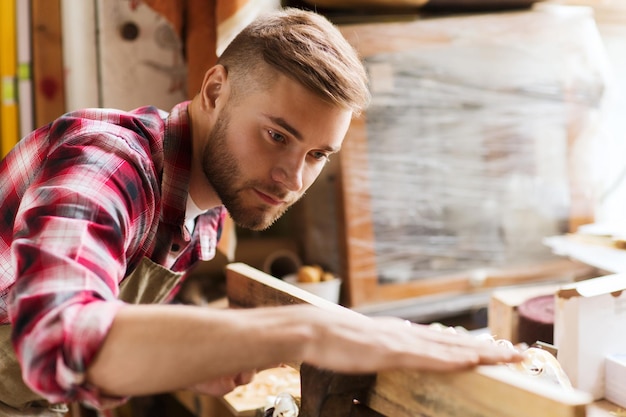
[174,263,623,417]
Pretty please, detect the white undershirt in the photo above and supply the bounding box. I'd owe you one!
[184,194,207,235]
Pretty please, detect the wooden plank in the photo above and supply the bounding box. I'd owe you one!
[225,263,593,417]
[369,367,590,417]
[226,262,354,314]
[336,116,380,307]
[372,258,596,304]
[31,0,66,128]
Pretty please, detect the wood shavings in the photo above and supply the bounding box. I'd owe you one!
[223,365,300,415]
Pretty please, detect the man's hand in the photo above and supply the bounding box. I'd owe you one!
[301,309,524,374]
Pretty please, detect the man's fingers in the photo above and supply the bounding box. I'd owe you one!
[234,370,256,386]
[386,317,525,367]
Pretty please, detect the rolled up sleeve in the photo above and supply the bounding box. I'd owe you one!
[8,136,157,408]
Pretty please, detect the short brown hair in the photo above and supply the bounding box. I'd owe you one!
[218,8,370,116]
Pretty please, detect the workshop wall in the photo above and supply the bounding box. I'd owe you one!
[5,0,626,309]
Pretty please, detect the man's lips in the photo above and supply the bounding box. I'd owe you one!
[253,189,285,206]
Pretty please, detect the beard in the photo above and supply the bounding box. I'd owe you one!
[201,110,291,231]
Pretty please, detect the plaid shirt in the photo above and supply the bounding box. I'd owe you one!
[0,102,226,407]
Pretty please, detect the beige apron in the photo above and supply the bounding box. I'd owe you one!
[0,257,185,415]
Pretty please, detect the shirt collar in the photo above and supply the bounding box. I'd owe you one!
[161,101,193,233]
[184,193,208,234]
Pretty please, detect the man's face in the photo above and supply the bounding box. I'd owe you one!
[201,73,352,231]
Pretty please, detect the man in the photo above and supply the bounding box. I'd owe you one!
[0,7,521,414]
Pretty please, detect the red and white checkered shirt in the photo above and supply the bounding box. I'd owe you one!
[0,101,226,407]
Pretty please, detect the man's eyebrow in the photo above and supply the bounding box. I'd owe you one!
[266,115,303,140]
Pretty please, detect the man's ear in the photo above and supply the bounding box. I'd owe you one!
[200,65,229,112]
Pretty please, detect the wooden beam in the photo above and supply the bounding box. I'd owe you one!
[226,262,356,313]
[369,367,589,417]
[32,0,66,128]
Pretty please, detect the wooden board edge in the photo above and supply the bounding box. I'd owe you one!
[225,262,356,315]
[369,365,592,417]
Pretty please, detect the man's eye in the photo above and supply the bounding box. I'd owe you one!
[268,129,285,143]
[311,151,330,162]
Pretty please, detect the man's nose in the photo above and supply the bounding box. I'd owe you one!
[271,156,304,192]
